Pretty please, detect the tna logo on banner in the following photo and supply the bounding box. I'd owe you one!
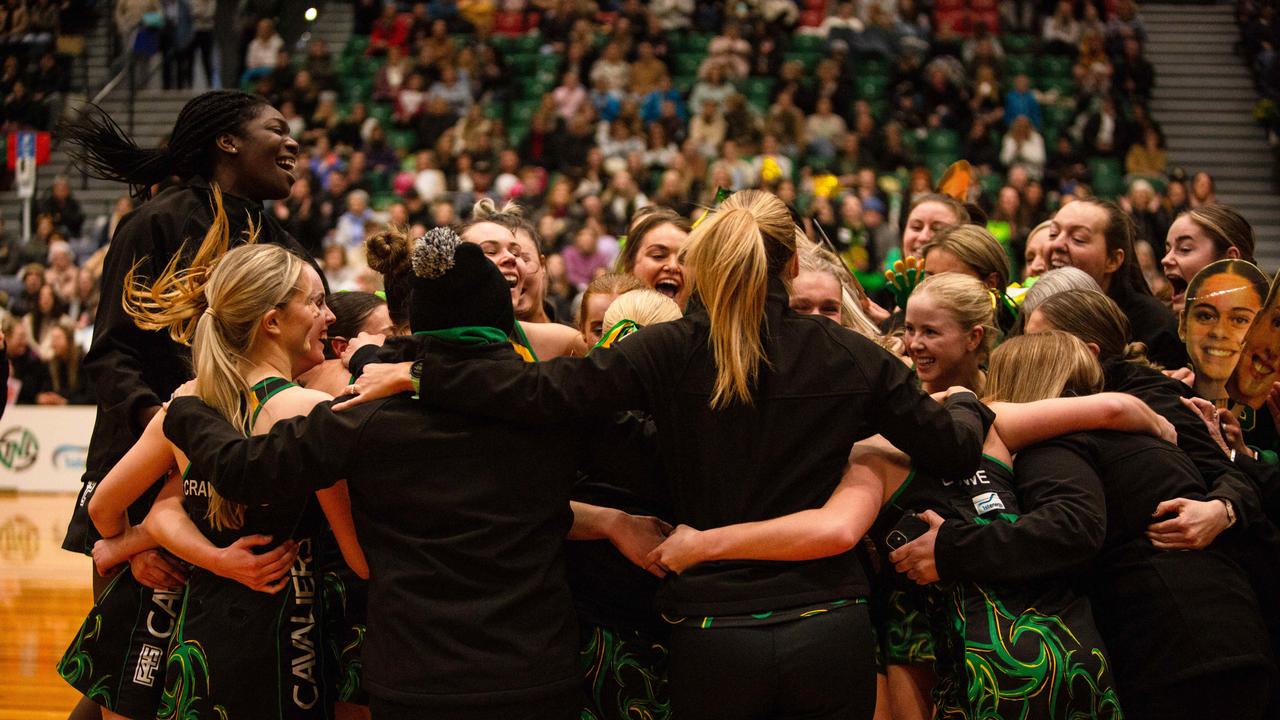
[0,406,95,492]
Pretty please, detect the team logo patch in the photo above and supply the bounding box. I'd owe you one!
[134,643,163,686]
[972,492,1005,514]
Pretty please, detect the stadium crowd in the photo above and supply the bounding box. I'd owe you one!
[0,0,1236,409]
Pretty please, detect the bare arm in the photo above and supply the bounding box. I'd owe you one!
[990,393,1174,453]
[316,481,369,579]
[87,410,177,539]
[646,450,884,574]
[143,473,297,593]
[569,501,673,577]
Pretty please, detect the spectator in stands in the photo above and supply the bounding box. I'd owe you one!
[412,149,446,202]
[373,44,410,102]
[70,266,98,336]
[428,63,472,116]
[369,1,410,55]
[689,64,736,114]
[1114,37,1155,101]
[1121,178,1169,247]
[1082,95,1131,158]
[24,281,64,355]
[806,96,848,159]
[243,17,283,81]
[688,99,727,157]
[1002,115,1047,179]
[561,223,612,290]
[3,79,44,129]
[630,41,668,96]
[590,41,631,94]
[6,316,49,404]
[1125,126,1166,178]
[1004,73,1042,129]
[93,196,133,248]
[1190,171,1217,208]
[29,51,65,118]
[820,1,865,40]
[552,70,587,121]
[702,20,751,79]
[752,134,794,184]
[112,0,157,51]
[43,319,90,403]
[183,0,215,88]
[765,90,806,155]
[335,189,375,248]
[1042,0,1081,54]
[38,176,84,238]
[44,239,76,302]
[1074,30,1113,99]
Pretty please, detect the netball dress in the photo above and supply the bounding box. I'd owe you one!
[58,562,185,718]
[871,455,1123,720]
[159,377,331,720]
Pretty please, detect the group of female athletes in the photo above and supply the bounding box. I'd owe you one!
[52,90,1280,720]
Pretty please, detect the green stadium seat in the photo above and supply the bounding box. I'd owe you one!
[1002,34,1035,54]
[514,34,542,53]
[342,78,372,102]
[673,75,697,94]
[925,154,953,181]
[1038,76,1076,94]
[507,99,539,126]
[674,32,712,52]
[789,34,826,53]
[508,123,530,148]
[506,52,540,73]
[867,99,890,122]
[978,172,1003,200]
[343,36,369,57]
[856,56,889,76]
[925,129,960,155]
[1004,55,1033,77]
[741,76,775,110]
[372,192,399,210]
[367,172,392,194]
[388,129,417,154]
[1036,55,1073,79]
[1043,103,1075,132]
[368,103,394,124]
[782,51,821,73]
[522,76,555,100]
[1088,157,1124,199]
[672,53,705,77]
[855,74,888,100]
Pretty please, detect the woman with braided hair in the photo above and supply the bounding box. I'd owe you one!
[56,90,321,720]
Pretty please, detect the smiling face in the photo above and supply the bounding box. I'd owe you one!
[1229,287,1280,407]
[630,222,689,306]
[224,104,300,201]
[463,221,523,306]
[1163,215,1231,314]
[276,265,335,377]
[789,269,843,324]
[903,201,960,258]
[581,291,618,347]
[513,228,545,319]
[903,290,982,393]
[1183,271,1263,388]
[1023,226,1051,279]
[1048,202,1120,291]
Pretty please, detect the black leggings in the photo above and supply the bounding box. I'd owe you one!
[668,603,877,720]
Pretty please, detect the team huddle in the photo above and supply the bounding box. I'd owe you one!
[52,90,1280,720]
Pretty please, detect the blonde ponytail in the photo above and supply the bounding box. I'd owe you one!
[683,189,796,408]
[122,184,259,344]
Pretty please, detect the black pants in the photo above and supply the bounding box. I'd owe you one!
[370,690,578,720]
[668,603,877,720]
[1125,665,1272,720]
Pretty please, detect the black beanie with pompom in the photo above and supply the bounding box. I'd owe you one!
[409,226,515,337]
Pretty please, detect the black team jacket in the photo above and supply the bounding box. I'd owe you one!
[355,275,995,617]
[164,345,582,708]
[64,178,321,553]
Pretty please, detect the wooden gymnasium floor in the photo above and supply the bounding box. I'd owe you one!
[0,492,94,720]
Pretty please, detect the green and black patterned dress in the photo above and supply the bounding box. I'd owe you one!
[57,562,185,718]
[159,377,332,720]
[872,455,1124,719]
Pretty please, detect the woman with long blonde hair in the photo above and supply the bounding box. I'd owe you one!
[317,188,995,719]
[64,240,365,720]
